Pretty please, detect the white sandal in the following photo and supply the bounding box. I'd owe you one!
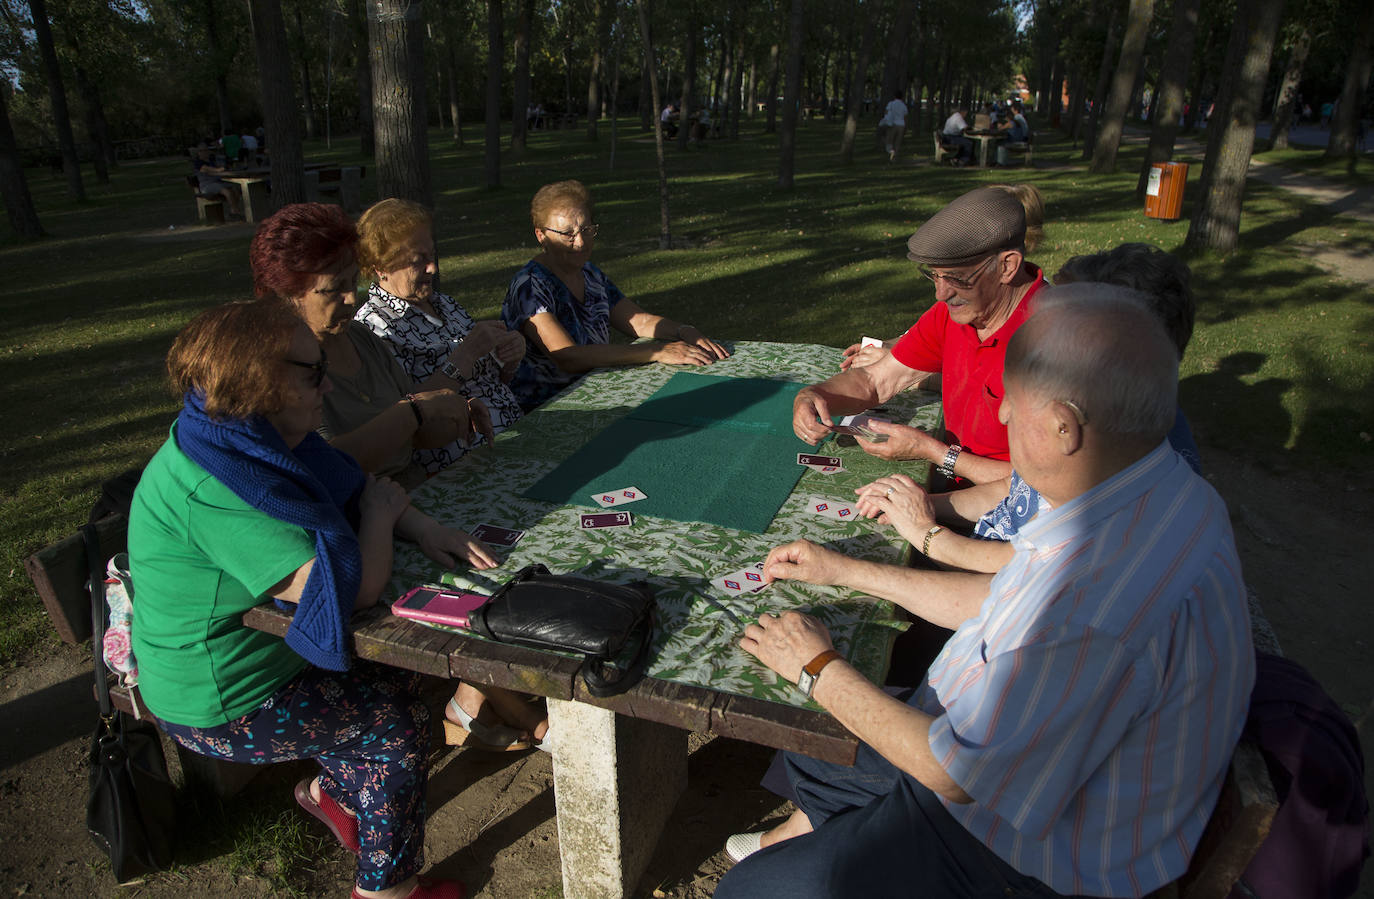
[445,698,530,751]
[724,831,766,864]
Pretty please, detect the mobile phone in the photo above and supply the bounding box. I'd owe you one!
[391,586,489,628]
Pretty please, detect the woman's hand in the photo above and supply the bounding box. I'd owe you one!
[854,474,938,545]
[467,397,496,446]
[491,328,527,367]
[416,523,499,570]
[853,420,941,462]
[410,388,471,444]
[653,340,720,366]
[677,326,731,361]
[360,474,411,528]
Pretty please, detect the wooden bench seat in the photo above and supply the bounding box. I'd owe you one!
[25,514,259,797]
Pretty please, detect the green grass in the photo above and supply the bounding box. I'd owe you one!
[1255,145,1374,188]
[2,116,1372,666]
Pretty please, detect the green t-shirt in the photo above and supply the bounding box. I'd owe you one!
[129,426,316,727]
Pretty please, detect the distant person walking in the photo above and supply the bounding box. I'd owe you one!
[880,92,908,162]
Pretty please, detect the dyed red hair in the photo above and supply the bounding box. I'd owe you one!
[250,202,359,300]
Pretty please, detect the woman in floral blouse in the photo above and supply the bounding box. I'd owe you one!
[355,198,527,475]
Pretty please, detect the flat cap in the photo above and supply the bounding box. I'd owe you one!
[906,187,1027,267]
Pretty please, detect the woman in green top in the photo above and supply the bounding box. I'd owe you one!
[130,300,477,899]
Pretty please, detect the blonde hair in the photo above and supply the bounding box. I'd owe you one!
[531,180,594,230]
[356,198,434,280]
[989,183,1045,253]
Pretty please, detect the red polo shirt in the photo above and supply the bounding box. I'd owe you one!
[890,266,1045,461]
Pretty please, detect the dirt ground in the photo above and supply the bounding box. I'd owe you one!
[2,442,1370,899]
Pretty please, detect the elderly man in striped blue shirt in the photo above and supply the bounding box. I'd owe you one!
[719,286,1255,899]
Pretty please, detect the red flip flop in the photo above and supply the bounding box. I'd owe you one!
[294,777,360,855]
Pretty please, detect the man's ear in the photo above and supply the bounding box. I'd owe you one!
[999,248,1023,282]
[1052,401,1084,455]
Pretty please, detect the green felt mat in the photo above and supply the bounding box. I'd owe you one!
[525,373,813,532]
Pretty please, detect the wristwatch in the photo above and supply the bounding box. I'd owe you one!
[796,649,842,698]
[439,357,467,385]
[939,443,963,478]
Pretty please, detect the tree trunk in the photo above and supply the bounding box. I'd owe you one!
[249,0,305,207]
[447,40,463,145]
[880,1,916,102]
[369,0,431,204]
[0,86,44,239]
[636,0,672,249]
[777,0,804,188]
[1136,0,1201,194]
[639,53,653,130]
[1268,26,1309,151]
[677,11,698,150]
[1066,64,1086,141]
[746,58,757,119]
[1034,3,1059,114]
[351,0,375,156]
[204,0,234,134]
[713,12,731,114]
[1089,0,1155,173]
[728,34,745,138]
[484,0,503,189]
[840,8,877,164]
[585,0,605,139]
[512,0,532,150]
[73,66,109,183]
[29,0,84,201]
[1326,2,1374,161]
[1185,0,1286,251]
[295,6,317,141]
[1082,0,1121,154]
[765,43,780,133]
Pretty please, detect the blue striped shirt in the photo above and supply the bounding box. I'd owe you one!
[914,442,1254,897]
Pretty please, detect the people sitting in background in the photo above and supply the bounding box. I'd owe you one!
[939,105,974,164]
[190,145,243,218]
[795,186,1046,485]
[718,290,1255,899]
[129,300,482,899]
[354,198,526,474]
[998,100,1029,143]
[853,243,1205,575]
[219,130,242,169]
[840,183,1045,372]
[501,180,730,410]
[660,103,679,138]
[240,131,259,166]
[251,202,490,493]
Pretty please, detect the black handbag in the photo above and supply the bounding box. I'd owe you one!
[82,523,177,882]
[470,564,655,697]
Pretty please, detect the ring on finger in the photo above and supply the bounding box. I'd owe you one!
[885,486,895,497]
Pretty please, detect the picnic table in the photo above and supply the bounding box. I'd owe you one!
[246,340,941,899]
[964,129,1002,168]
[218,163,365,223]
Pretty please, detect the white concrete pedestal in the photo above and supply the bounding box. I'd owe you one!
[547,698,688,899]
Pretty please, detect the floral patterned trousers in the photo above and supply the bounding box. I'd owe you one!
[159,663,430,891]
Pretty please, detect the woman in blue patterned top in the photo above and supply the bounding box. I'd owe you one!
[501,180,730,410]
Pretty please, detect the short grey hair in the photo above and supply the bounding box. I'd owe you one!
[1006,284,1178,440]
[1054,243,1194,358]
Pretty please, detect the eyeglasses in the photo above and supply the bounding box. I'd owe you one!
[918,254,999,290]
[286,349,329,388]
[542,223,600,240]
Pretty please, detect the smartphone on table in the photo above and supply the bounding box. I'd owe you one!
[391,586,489,628]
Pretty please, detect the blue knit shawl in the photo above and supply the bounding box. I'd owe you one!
[175,392,365,671]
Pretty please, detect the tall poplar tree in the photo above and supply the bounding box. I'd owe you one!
[369,0,430,204]
[249,0,305,207]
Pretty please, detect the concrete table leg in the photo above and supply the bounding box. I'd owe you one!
[547,698,688,899]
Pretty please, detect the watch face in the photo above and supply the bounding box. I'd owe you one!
[797,671,815,697]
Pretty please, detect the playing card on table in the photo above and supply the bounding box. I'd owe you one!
[860,336,884,349]
[710,561,769,596]
[798,453,841,468]
[591,486,648,508]
[469,524,525,547]
[580,511,634,529]
[806,463,846,474]
[804,494,859,521]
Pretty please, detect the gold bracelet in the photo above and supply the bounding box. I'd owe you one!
[921,525,944,557]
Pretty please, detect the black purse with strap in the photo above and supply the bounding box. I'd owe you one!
[470,564,655,697]
[82,477,177,882]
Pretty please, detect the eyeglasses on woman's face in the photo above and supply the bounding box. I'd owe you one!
[285,348,329,389]
[542,223,600,241]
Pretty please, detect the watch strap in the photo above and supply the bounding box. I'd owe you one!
[799,649,843,697]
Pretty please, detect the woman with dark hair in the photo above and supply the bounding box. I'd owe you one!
[251,202,491,494]
[129,300,468,899]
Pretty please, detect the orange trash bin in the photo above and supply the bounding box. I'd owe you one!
[1145,161,1189,221]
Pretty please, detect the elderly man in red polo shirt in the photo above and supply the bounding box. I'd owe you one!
[792,187,1047,486]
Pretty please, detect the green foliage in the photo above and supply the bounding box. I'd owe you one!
[2,115,1370,669]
